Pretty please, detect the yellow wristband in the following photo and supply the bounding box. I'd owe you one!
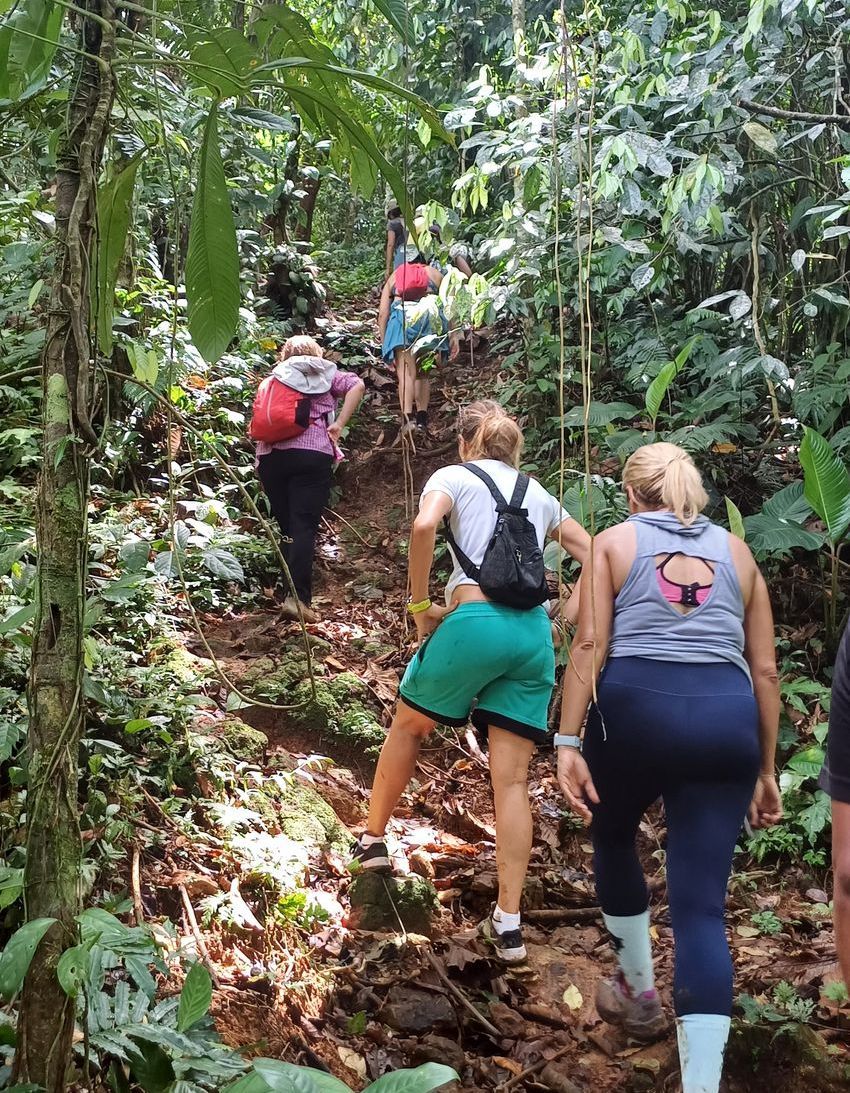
[407,598,432,615]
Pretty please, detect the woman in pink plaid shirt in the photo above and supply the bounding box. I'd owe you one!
[255,336,365,622]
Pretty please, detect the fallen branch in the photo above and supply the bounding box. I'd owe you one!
[131,844,144,926]
[423,950,502,1039]
[739,97,850,127]
[179,884,221,987]
[524,906,601,923]
[496,1043,574,1091]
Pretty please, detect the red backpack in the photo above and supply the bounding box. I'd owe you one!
[249,376,313,443]
[395,262,431,302]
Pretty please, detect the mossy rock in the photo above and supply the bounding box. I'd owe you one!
[246,774,350,854]
[216,716,268,761]
[349,872,438,936]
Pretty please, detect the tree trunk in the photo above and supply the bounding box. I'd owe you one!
[14,1,114,1088]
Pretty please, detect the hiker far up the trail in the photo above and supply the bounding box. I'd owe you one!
[249,335,365,624]
[377,259,458,438]
[556,441,782,1093]
[352,400,590,964]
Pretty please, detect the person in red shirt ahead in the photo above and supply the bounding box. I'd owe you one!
[254,336,365,622]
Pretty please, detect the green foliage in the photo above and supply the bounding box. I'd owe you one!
[800,428,850,546]
[177,962,213,1032]
[186,106,241,365]
[229,1060,459,1093]
[0,917,55,998]
[95,156,141,355]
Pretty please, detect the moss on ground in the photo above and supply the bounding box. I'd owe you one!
[242,652,385,752]
[349,872,438,935]
[216,716,268,761]
[246,769,350,854]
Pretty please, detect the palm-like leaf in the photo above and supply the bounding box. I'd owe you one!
[800,427,850,545]
[185,105,240,365]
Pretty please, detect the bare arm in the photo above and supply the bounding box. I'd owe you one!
[377,278,393,342]
[556,539,615,822]
[452,254,473,277]
[547,517,591,625]
[326,379,365,446]
[385,230,395,278]
[408,491,455,640]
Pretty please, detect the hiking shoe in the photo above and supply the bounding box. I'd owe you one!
[478,912,527,965]
[349,835,392,873]
[595,970,667,1042]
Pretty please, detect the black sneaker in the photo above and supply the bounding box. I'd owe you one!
[478,911,527,964]
[349,835,392,873]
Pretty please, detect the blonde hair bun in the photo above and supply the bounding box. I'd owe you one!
[280,335,323,359]
[623,442,708,526]
[457,400,524,468]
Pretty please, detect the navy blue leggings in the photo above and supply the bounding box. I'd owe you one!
[584,657,760,1017]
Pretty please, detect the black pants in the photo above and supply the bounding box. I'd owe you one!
[257,448,333,604]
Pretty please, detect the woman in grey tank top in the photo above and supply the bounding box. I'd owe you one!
[554,442,782,1093]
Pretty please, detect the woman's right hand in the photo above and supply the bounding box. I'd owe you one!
[556,748,600,825]
[748,773,783,829]
[414,602,455,641]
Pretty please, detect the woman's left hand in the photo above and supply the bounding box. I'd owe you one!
[748,773,783,829]
[327,422,343,446]
[448,335,461,360]
[414,602,455,641]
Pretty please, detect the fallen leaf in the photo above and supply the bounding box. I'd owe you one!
[649,925,659,942]
[633,1057,661,1073]
[562,984,583,1010]
[736,926,760,938]
[493,1057,523,1076]
[337,1046,367,1080]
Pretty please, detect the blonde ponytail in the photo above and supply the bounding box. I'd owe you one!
[457,400,524,467]
[623,442,708,526]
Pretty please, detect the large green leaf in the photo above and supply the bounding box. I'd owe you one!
[95,155,141,355]
[252,1059,351,1092]
[562,401,640,428]
[185,104,240,365]
[645,360,678,424]
[278,80,408,207]
[800,427,850,545]
[367,1064,460,1092]
[369,0,413,43]
[725,497,745,540]
[257,58,449,146]
[0,917,57,998]
[176,961,212,1031]
[189,30,258,98]
[0,0,63,105]
[742,513,824,557]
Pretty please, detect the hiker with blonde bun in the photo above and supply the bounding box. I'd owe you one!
[252,335,365,623]
[352,401,590,963]
[555,441,781,1093]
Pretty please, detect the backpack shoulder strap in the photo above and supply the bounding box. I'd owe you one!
[442,520,480,582]
[508,472,530,510]
[460,463,509,510]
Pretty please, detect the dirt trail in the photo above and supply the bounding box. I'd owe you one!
[186,307,849,1092]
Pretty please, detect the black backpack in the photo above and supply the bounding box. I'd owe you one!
[444,464,549,610]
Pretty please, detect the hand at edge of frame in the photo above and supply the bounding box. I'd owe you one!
[748,772,783,830]
[557,747,600,826]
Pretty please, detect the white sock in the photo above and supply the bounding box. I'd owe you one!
[676,1014,730,1093]
[602,910,655,995]
[360,832,386,846]
[492,905,521,933]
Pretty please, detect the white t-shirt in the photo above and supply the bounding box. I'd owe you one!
[421,459,570,601]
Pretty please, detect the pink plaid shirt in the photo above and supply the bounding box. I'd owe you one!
[254,370,360,462]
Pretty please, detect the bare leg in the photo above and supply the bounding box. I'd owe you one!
[395,349,416,418]
[833,801,850,986]
[414,371,430,414]
[488,726,535,914]
[365,700,435,836]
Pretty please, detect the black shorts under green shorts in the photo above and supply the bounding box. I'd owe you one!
[398,601,556,741]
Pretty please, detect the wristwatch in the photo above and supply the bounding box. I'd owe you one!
[553,734,582,751]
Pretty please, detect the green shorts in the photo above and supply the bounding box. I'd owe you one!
[399,602,556,741]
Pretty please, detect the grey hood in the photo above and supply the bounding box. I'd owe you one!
[630,512,710,538]
[271,354,337,395]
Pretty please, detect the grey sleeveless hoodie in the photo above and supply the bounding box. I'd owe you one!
[608,512,750,681]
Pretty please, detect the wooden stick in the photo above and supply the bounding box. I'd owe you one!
[423,950,502,1039]
[496,1043,574,1091]
[524,906,601,923]
[131,844,144,926]
[179,884,221,987]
